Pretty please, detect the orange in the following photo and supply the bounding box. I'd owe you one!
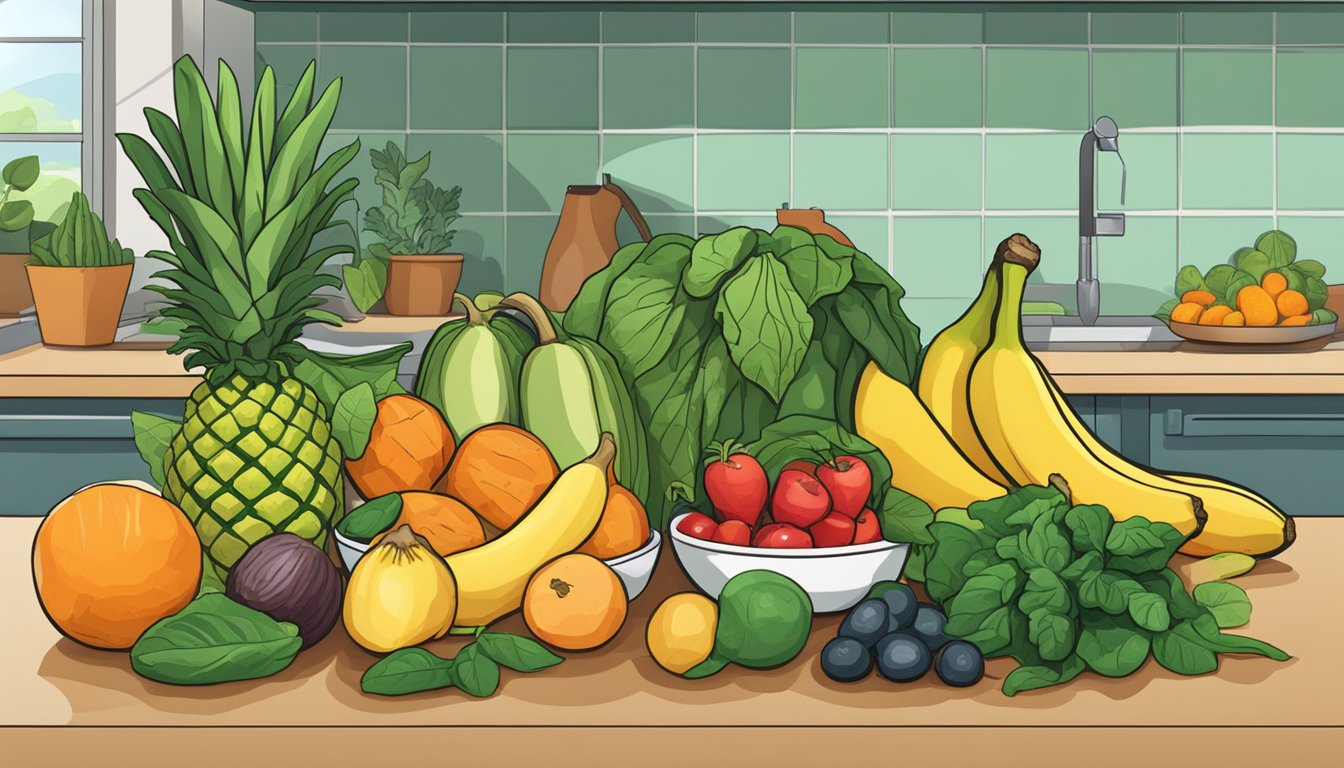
[379,492,486,557]
[1261,271,1288,301]
[1281,315,1310,326]
[1223,311,1246,326]
[1198,305,1234,326]
[578,484,650,560]
[1276,289,1309,319]
[33,483,202,649]
[346,395,455,499]
[523,554,628,651]
[440,424,558,530]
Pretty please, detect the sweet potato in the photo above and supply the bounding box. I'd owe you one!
[1281,314,1310,326]
[1261,271,1288,300]
[1276,289,1309,319]
[1198,305,1234,326]
[1170,302,1204,324]
[1181,289,1217,306]
[1236,285,1278,326]
[1223,311,1245,326]
[440,424,559,530]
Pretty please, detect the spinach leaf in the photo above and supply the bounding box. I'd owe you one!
[1255,229,1297,268]
[1233,247,1271,282]
[1154,297,1179,322]
[1138,569,1202,621]
[1078,569,1147,615]
[1127,591,1172,633]
[967,485,1063,538]
[1174,265,1207,296]
[1312,308,1338,326]
[945,563,1022,652]
[1190,612,1289,661]
[131,410,180,487]
[1222,270,1258,307]
[683,227,756,298]
[1104,517,1188,574]
[874,486,934,545]
[131,593,301,685]
[1152,622,1218,676]
[714,253,813,403]
[1064,503,1112,554]
[924,522,997,602]
[1002,655,1085,696]
[361,648,455,696]
[600,238,694,380]
[452,642,501,698]
[1203,264,1238,298]
[476,632,563,672]
[1306,276,1329,311]
[1290,258,1326,279]
[1076,613,1150,677]
[337,493,402,542]
[1019,568,1073,615]
[957,606,1015,658]
[1020,514,1072,573]
[1060,551,1102,583]
[1192,582,1252,629]
[1027,609,1077,662]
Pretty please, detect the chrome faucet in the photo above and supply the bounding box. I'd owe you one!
[1077,116,1127,325]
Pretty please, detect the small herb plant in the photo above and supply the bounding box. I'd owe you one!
[28,191,133,268]
[0,154,39,235]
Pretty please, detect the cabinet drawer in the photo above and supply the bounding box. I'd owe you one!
[1149,395,1344,517]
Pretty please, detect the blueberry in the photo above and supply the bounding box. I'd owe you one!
[838,599,889,647]
[880,584,919,630]
[874,632,932,683]
[935,640,985,687]
[866,581,902,600]
[820,637,873,683]
[910,603,950,651]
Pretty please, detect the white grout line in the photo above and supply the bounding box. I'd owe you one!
[499,11,509,286]
[788,11,795,210]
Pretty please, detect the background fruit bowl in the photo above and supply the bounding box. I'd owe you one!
[1167,319,1338,345]
[668,513,908,613]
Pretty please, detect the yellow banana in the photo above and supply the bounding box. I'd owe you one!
[917,265,1012,485]
[966,235,1206,538]
[445,433,613,626]
[855,362,1006,511]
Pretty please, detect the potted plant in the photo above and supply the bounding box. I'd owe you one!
[362,141,464,316]
[0,154,39,316]
[26,190,134,347]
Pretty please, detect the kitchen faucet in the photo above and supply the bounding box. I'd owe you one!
[1077,116,1127,326]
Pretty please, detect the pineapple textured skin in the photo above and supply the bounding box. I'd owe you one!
[165,374,343,572]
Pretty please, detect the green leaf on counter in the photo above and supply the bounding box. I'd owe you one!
[331,382,376,459]
[1153,621,1219,676]
[476,632,563,673]
[361,647,456,696]
[715,253,813,403]
[131,593,301,685]
[451,642,501,697]
[130,410,181,488]
[1193,582,1252,629]
[1002,655,1084,696]
[1127,591,1171,633]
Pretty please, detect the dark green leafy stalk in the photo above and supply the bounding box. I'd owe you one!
[917,483,1289,695]
[27,191,134,268]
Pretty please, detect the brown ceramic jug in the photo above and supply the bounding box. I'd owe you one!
[539,174,651,311]
[776,205,855,247]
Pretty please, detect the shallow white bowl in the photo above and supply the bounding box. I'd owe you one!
[667,513,909,614]
[334,527,662,601]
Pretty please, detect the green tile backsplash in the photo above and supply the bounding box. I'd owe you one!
[255,3,1344,341]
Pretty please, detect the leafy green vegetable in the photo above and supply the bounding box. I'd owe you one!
[1312,308,1338,327]
[914,483,1289,695]
[1222,270,1258,307]
[1193,582,1252,628]
[337,493,403,541]
[715,253,813,403]
[683,227,756,298]
[331,381,376,459]
[1233,248,1271,282]
[1203,264,1238,298]
[198,554,226,596]
[1255,230,1296,268]
[291,343,410,414]
[360,632,560,697]
[131,593,301,685]
[1291,258,1326,279]
[475,632,563,673]
[131,410,181,487]
[362,648,456,696]
[362,142,461,255]
[451,642,501,698]
[1175,265,1207,296]
[1305,276,1329,311]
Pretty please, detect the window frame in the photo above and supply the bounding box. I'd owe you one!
[0,0,104,215]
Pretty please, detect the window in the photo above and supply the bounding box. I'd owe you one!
[0,0,102,239]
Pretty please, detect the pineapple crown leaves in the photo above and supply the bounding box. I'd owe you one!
[116,55,360,381]
[362,141,461,255]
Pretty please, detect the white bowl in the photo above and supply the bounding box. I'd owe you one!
[667,513,909,613]
[334,527,662,602]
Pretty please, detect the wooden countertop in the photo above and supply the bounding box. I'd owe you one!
[4,318,1344,397]
[2,516,1340,765]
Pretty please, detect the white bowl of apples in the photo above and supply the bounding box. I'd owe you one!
[667,450,910,614]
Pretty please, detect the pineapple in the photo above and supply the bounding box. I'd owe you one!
[119,56,360,572]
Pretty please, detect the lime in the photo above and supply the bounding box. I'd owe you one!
[687,570,812,677]
[647,593,718,675]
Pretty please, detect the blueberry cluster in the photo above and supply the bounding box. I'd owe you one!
[820,582,984,687]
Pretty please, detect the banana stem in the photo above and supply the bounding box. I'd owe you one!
[584,432,618,473]
[993,262,1029,348]
[453,292,484,325]
[497,293,557,344]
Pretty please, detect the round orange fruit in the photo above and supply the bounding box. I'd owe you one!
[523,554,628,651]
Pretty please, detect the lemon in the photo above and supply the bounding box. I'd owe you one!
[646,593,718,675]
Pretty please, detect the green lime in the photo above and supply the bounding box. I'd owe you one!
[713,570,812,670]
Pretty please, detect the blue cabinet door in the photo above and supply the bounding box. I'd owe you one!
[1148,395,1344,518]
[0,399,185,516]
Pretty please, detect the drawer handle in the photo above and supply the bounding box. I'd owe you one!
[1164,409,1344,437]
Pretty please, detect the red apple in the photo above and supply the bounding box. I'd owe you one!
[677,512,718,541]
[852,508,882,544]
[782,459,817,477]
[771,469,832,528]
[810,512,856,548]
[816,455,872,519]
[712,519,752,546]
[753,523,813,549]
[704,440,769,527]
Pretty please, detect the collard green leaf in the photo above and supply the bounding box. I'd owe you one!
[779,242,852,306]
[714,253,813,403]
[337,493,402,541]
[476,632,564,673]
[331,382,376,460]
[1064,504,1112,554]
[1104,517,1188,574]
[1127,591,1172,633]
[1192,582,1252,629]
[875,486,934,545]
[1233,248,1271,282]
[1002,655,1085,696]
[130,593,301,685]
[682,227,755,298]
[835,255,921,386]
[1028,609,1077,662]
[361,648,456,696]
[1076,614,1150,677]
[1255,230,1296,268]
[1175,264,1207,296]
[600,238,694,380]
[452,642,501,697]
[1153,621,1219,676]
[131,410,181,488]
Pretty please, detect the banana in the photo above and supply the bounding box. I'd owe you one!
[855,362,1007,511]
[967,235,1206,537]
[917,266,1012,485]
[445,434,613,627]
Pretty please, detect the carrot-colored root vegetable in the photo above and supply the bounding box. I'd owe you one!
[1171,302,1204,324]
[1281,314,1310,326]
[1223,311,1246,326]
[1181,289,1217,306]
[1276,289,1309,319]
[345,394,456,499]
[1236,285,1279,327]
[1261,271,1288,300]
[1198,305,1234,326]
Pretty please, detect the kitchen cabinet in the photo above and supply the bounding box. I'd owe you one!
[0,398,185,516]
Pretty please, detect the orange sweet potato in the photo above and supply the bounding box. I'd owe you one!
[1198,305,1234,326]
[1261,271,1288,300]
[1236,285,1278,327]
[1170,302,1204,324]
[1276,289,1309,319]
[1281,314,1310,327]
[1181,289,1217,306]
[1223,311,1246,326]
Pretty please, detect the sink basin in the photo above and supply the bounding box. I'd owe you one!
[1022,315,1180,345]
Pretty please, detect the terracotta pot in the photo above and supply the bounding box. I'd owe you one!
[384,254,463,316]
[0,253,34,316]
[26,263,134,347]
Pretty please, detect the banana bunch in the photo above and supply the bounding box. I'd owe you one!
[862,233,1293,558]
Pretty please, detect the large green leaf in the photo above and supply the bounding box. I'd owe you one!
[714,253,813,403]
[267,74,342,220]
[2,154,40,190]
[130,411,181,487]
[172,56,234,226]
[215,60,246,210]
[130,594,301,684]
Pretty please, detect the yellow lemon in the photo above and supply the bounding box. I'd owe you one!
[646,592,718,675]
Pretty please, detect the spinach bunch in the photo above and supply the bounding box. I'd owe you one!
[918,481,1289,696]
[361,631,562,697]
[562,226,923,532]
